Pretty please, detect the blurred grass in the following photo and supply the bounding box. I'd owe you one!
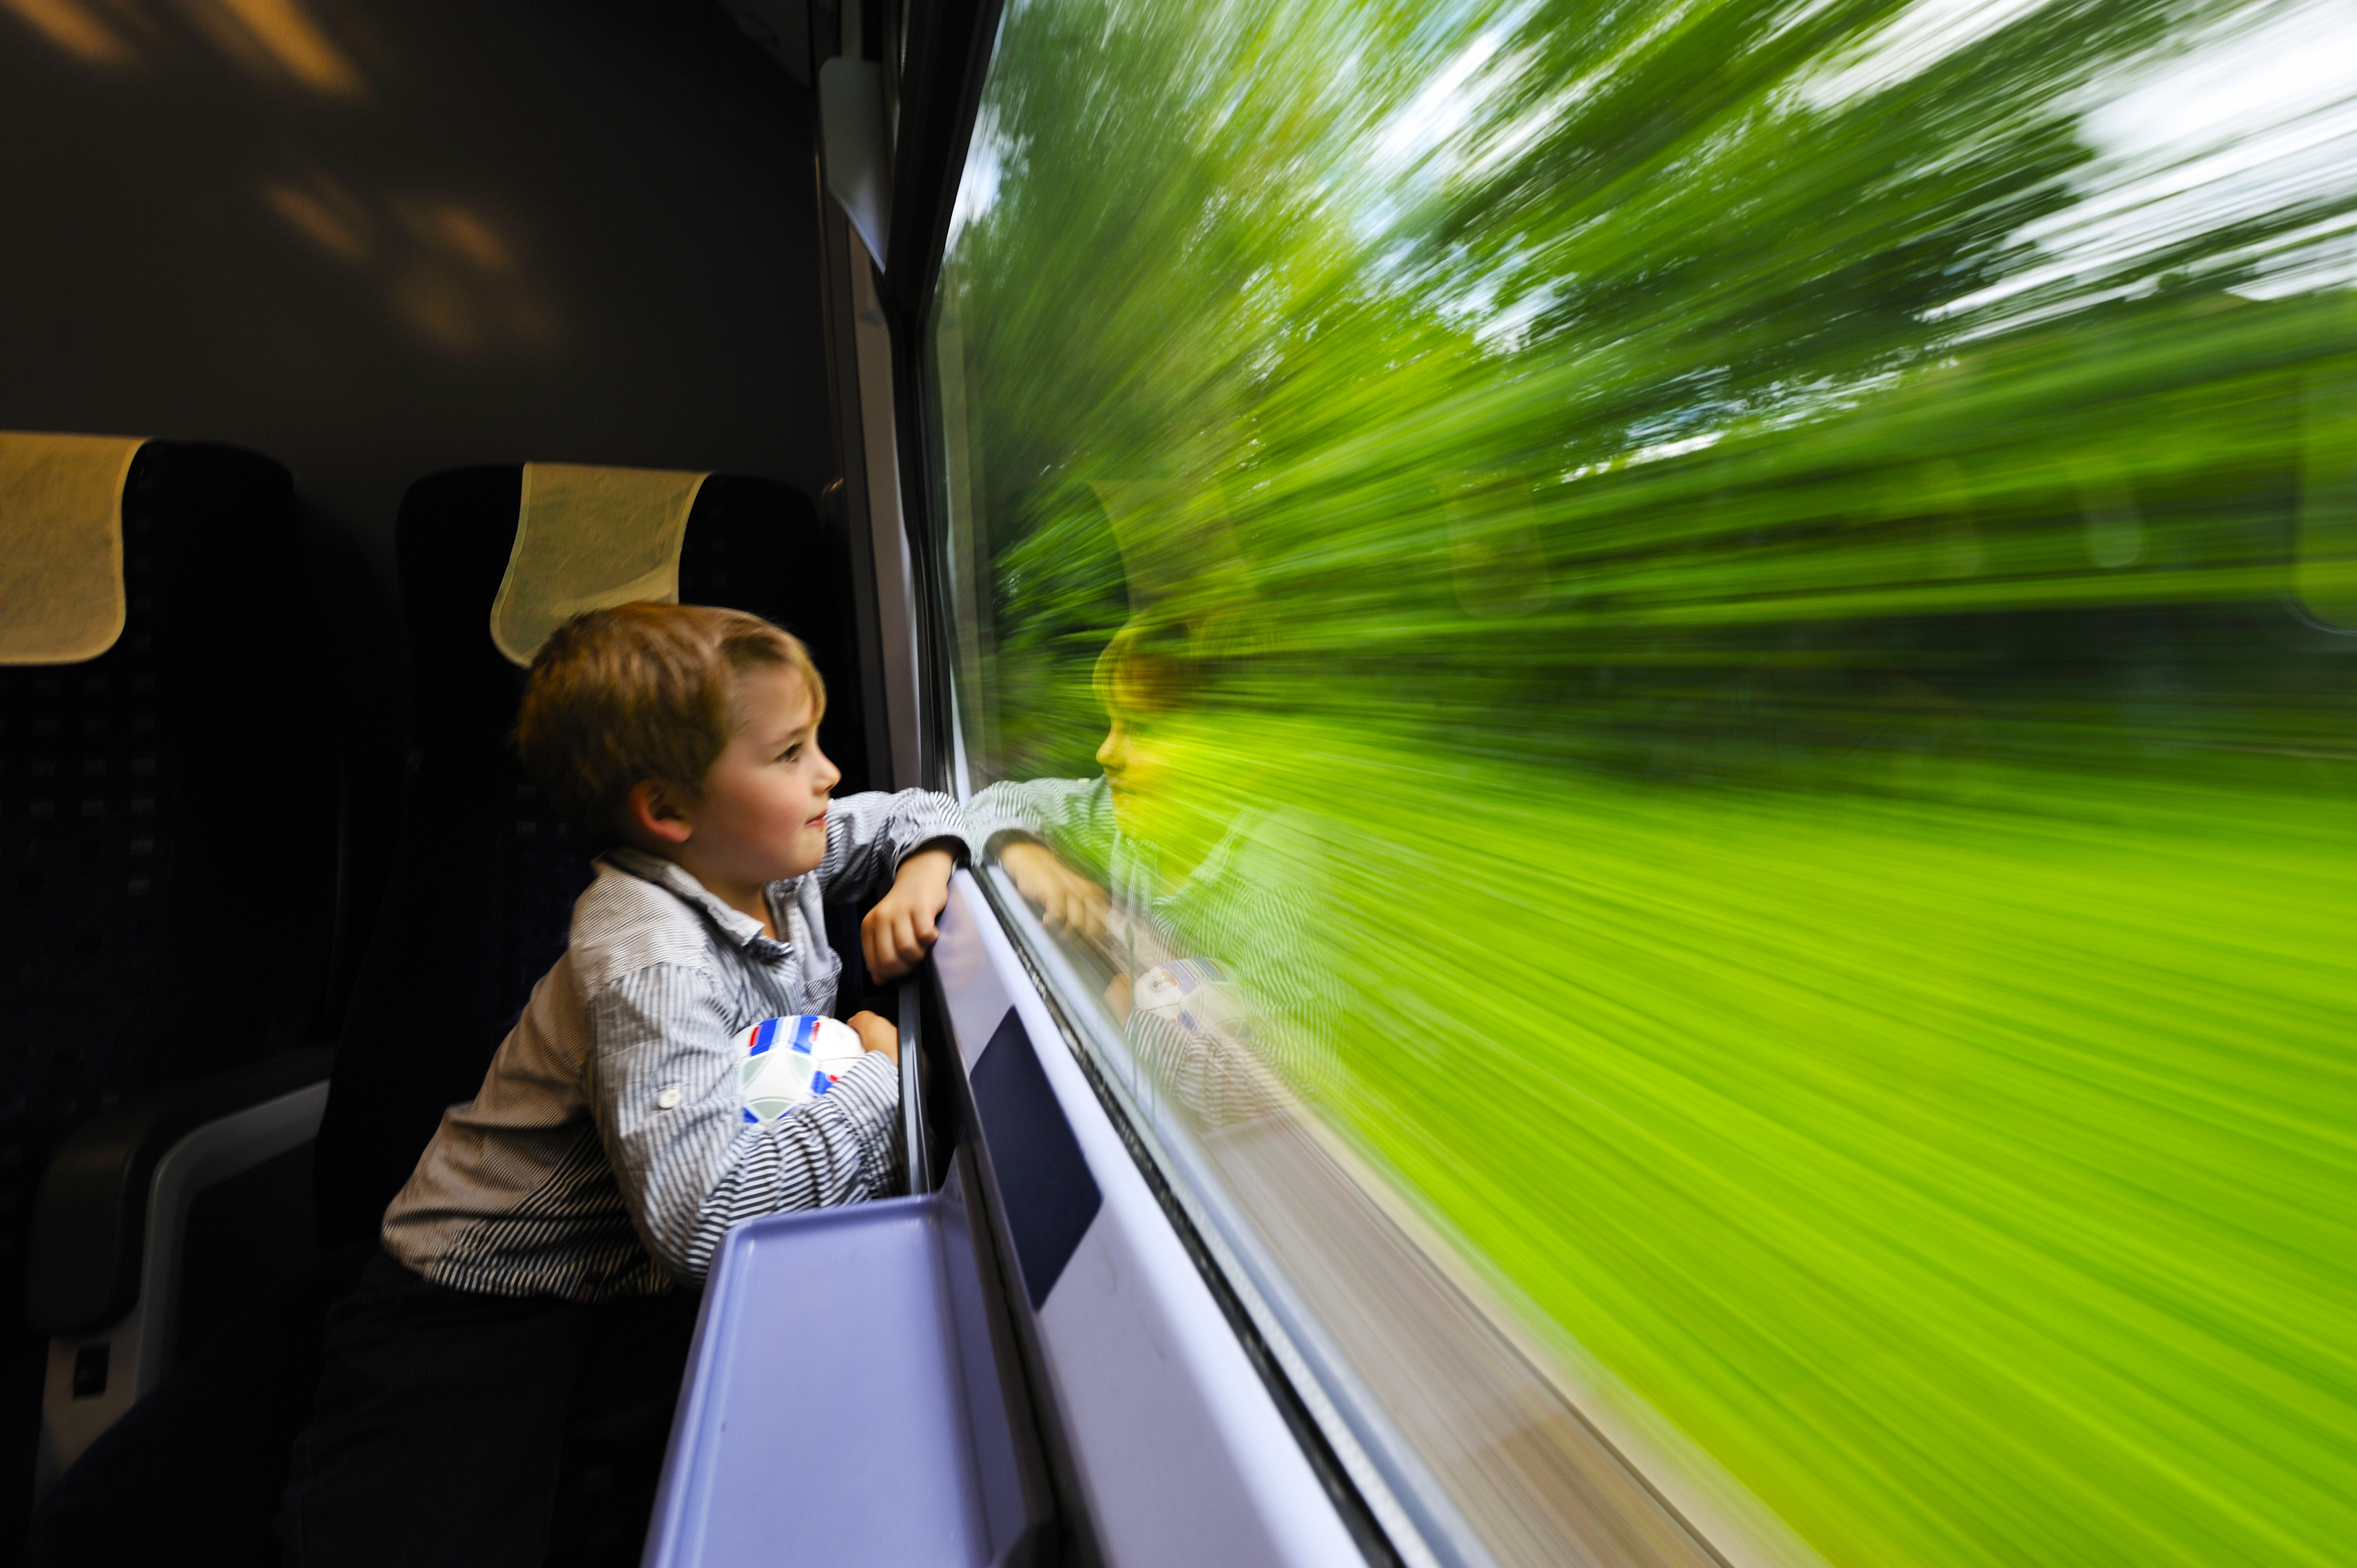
[1237,729,2357,1567]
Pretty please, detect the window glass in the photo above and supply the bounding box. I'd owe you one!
[928,3,2357,1566]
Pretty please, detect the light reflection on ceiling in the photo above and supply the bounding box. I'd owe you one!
[1,0,137,64]
[179,0,363,96]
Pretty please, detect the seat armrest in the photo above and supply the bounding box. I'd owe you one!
[25,1047,336,1336]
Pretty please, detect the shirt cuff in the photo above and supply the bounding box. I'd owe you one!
[826,1048,902,1184]
[976,824,1043,859]
[894,797,981,869]
[894,833,971,869]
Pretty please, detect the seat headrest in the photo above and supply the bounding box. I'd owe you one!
[488,462,709,666]
[0,432,146,666]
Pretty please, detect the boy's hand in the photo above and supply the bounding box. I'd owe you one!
[862,847,955,981]
[1000,840,1108,939]
[846,1010,899,1066]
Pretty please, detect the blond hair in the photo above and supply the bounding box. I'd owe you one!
[517,602,825,846]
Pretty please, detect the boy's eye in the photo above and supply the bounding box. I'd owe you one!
[778,744,802,763]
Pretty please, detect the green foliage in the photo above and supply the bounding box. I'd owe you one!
[931,0,2357,1562]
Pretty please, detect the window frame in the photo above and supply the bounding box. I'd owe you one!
[871,6,1444,1562]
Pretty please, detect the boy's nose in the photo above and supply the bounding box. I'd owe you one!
[814,745,842,794]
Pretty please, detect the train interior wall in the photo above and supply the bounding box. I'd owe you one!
[0,0,833,1546]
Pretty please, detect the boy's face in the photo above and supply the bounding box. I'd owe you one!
[1095,653,1176,821]
[1096,699,1228,870]
[676,665,840,889]
[1096,705,1168,822]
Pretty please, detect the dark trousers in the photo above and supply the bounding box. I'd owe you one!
[279,1251,701,1568]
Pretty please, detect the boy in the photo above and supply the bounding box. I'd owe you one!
[280,602,969,1567]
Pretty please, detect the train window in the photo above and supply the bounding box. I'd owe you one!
[924,3,2357,1566]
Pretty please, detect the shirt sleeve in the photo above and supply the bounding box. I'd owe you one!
[586,962,900,1283]
[811,787,976,907]
[963,776,1119,876]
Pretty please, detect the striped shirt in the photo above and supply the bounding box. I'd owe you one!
[380,789,969,1301]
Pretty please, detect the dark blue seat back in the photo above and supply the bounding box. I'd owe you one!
[1,440,338,1304]
[3,440,339,1535]
[312,467,874,1249]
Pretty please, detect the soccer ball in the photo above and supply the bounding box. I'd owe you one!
[1130,957,1248,1036]
[737,1014,868,1124]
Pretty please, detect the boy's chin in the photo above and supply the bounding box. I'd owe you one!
[772,838,827,881]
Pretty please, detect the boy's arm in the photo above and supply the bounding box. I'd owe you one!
[814,787,975,905]
[963,776,1116,871]
[861,846,955,981]
[586,964,900,1284]
[966,777,1118,942]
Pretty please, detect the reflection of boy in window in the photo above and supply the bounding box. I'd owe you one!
[967,619,1336,1126]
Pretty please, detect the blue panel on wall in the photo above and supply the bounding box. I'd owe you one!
[970,1007,1100,1309]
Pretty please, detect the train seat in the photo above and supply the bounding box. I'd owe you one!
[23,461,873,1567]
[7,436,342,1498]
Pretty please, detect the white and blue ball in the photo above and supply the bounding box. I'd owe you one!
[737,1014,866,1124]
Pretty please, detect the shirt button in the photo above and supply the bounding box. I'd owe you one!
[656,1087,682,1110]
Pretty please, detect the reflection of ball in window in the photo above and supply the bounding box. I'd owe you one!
[735,1014,866,1124]
[1132,959,1252,1039]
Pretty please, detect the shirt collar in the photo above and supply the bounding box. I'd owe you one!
[602,847,794,955]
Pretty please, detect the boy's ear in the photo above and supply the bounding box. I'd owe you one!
[625,779,693,847]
